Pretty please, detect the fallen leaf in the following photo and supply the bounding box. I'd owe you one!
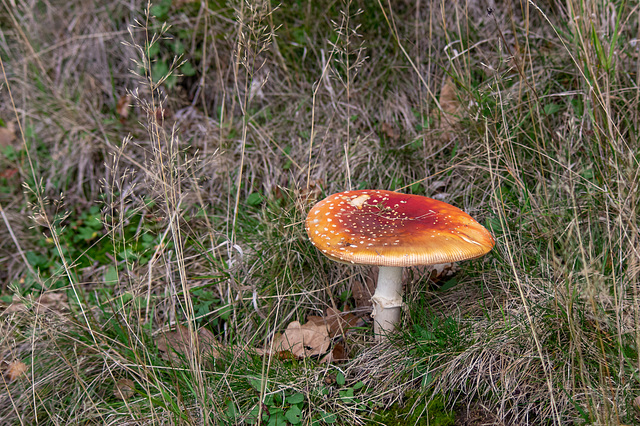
[308,308,362,338]
[0,168,18,179]
[156,324,222,363]
[4,292,68,314]
[320,342,349,364]
[427,262,458,281]
[152,106,170,125]
[114,378,135,400]
[297,179,323,205]
[381,122,400,141]
[437,76,461,141]
[35,293,68,312]
[116,94,132,121]
[271,320,330,358]
[4,360,27,382]
[0,121,16,148]
[439,76,460,116]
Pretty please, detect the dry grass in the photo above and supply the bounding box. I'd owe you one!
[1,0,639,424]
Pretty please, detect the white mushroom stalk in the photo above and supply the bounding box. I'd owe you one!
[370,266,403,338]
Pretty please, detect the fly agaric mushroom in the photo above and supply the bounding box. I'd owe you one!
[305,189,494,340]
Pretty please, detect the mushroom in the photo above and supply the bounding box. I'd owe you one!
[305,189,495,340]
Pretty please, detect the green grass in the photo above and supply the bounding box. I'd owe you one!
[1,0,640,424]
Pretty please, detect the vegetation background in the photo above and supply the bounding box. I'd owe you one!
[1,0,639,424]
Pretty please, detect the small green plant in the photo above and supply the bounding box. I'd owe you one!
[143,0,198,89]
[243,379,308,426]
[335,371,366,409]
[190,287,232,328]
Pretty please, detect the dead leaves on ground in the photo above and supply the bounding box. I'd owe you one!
[3,292,68,315]
[3,360,28,382]
[0,121,16,148]
[307,308,362,338]
[436,75,462,141]
[0,121,20,181]
[270,320,331,358]
[156,324,222,364]
[268,308,363,363]
[115,94,132,122]
[114,378,136,400]
[155,307,363,367]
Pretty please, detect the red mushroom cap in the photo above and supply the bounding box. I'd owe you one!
[305,189,495,267]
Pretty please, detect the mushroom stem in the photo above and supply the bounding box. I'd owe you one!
[371,266,404,341]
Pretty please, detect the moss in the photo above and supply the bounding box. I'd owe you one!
[367,394,455,426]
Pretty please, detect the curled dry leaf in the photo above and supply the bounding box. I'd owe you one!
[439,76,461,116]
[436,76,462,141]
[0,168,18,179]
[271,320,331,358]
[156,324,222,363]
[0,121,16,148]
[381,122,400,141]
[427,262,458,281]
[320,342,349,364]
[115,94,132,121]
[297,179,323,206]
[114,378,135,400]
[4,360,28,382]
[308,308,363,338]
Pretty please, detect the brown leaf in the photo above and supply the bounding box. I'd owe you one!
[156,324,222,363]
[0,122,16,148]
[436,76,462,141]
[153,107,170,125]
[439,76,460,116]
[298,179,323,205]
[4,292,68,314]
[114,378,135,400]
[4,360,27,382]
[305,315,325,327]
[381,122,400,141]
[115,94,132,121]
[321,307,362,338]
[427,262,458,282]
[320,342,349,364]
[271,320,331,358]
[0,168,18,179]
